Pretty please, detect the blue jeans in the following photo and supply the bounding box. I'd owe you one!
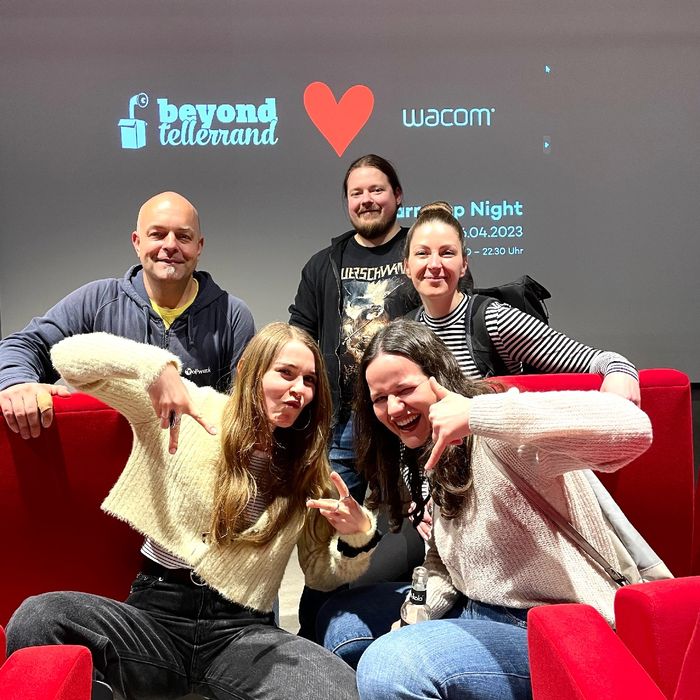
[329,413,366,503]
[298,414,367,641]
[320,582,532,699]
[7,573,359,700]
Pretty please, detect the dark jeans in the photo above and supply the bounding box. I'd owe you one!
[298,415,364,641]
[6,572,359,700]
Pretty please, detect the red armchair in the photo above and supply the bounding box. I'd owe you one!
[0,368,693,628]
[528,577,700,699]
[693,478,700,576]
[0,624,92,700]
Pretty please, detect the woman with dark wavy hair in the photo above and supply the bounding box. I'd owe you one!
[320,320,652,699]
[6,323,375,700]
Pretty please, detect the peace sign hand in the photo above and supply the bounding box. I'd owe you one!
[424,377,472,472]
[306,472,372,535]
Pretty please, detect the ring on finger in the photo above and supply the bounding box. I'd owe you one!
[169,411,181,428]
[333,501,341,513]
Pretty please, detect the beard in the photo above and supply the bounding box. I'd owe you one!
[354,211,398,241]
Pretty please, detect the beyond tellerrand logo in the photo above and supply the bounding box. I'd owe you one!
[118,92,279,149]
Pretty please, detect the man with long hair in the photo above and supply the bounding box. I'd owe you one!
[289,155,419,639]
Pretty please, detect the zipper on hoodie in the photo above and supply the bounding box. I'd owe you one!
[329,248,344,402]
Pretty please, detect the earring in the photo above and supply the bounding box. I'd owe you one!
[398,441,411,485]
[291,411,312,432]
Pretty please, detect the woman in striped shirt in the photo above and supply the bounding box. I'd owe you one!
[399,201,640,539]
[404,202,639,397]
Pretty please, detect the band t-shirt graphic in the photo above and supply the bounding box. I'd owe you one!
[339,234,414,409]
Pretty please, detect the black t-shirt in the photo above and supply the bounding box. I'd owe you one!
[338,232,415,407]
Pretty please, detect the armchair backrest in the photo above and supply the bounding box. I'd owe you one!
[0,393,141,626]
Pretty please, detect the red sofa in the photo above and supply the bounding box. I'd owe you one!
[0,367,695,698]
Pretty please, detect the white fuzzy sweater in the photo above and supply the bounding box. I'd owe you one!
[424,388,653,625]
[51,333,376,613]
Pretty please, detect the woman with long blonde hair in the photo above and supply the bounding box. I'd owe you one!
[7,323,375,700]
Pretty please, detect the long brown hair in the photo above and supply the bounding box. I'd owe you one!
[210,323,334,546]
[354,320,496,531]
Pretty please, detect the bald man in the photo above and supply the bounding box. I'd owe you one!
[0,192,255,439]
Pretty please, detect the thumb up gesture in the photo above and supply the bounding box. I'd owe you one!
[424,377,473,472]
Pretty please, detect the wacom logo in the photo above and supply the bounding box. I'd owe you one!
[117,92,279,149]
[402,105,495,128]
[118,93,149,149]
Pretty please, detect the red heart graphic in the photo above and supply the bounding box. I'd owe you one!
[303,82,374,157]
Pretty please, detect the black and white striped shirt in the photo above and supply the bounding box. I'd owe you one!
[417,294,637,380]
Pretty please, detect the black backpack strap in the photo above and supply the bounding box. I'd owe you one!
[403,305,423,321]
[405,297,509,378]
[466,294,510,378]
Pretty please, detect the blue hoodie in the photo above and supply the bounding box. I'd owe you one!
[0,265,255,393]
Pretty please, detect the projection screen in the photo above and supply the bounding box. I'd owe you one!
[1,1,699,378]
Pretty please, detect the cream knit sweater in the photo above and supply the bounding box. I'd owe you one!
[51,333,376,613]
[424,388,653,625]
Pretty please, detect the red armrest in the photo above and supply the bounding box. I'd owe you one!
[615,577,700,698]
[0,645,92,699]
[528,604,664,699]
[693,480,700,576]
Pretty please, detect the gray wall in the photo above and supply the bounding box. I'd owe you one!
[2,1,700,381]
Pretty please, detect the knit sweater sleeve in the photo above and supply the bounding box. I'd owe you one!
[50,332,181,423]
[296,508,378,592]
[468,388,652,479]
